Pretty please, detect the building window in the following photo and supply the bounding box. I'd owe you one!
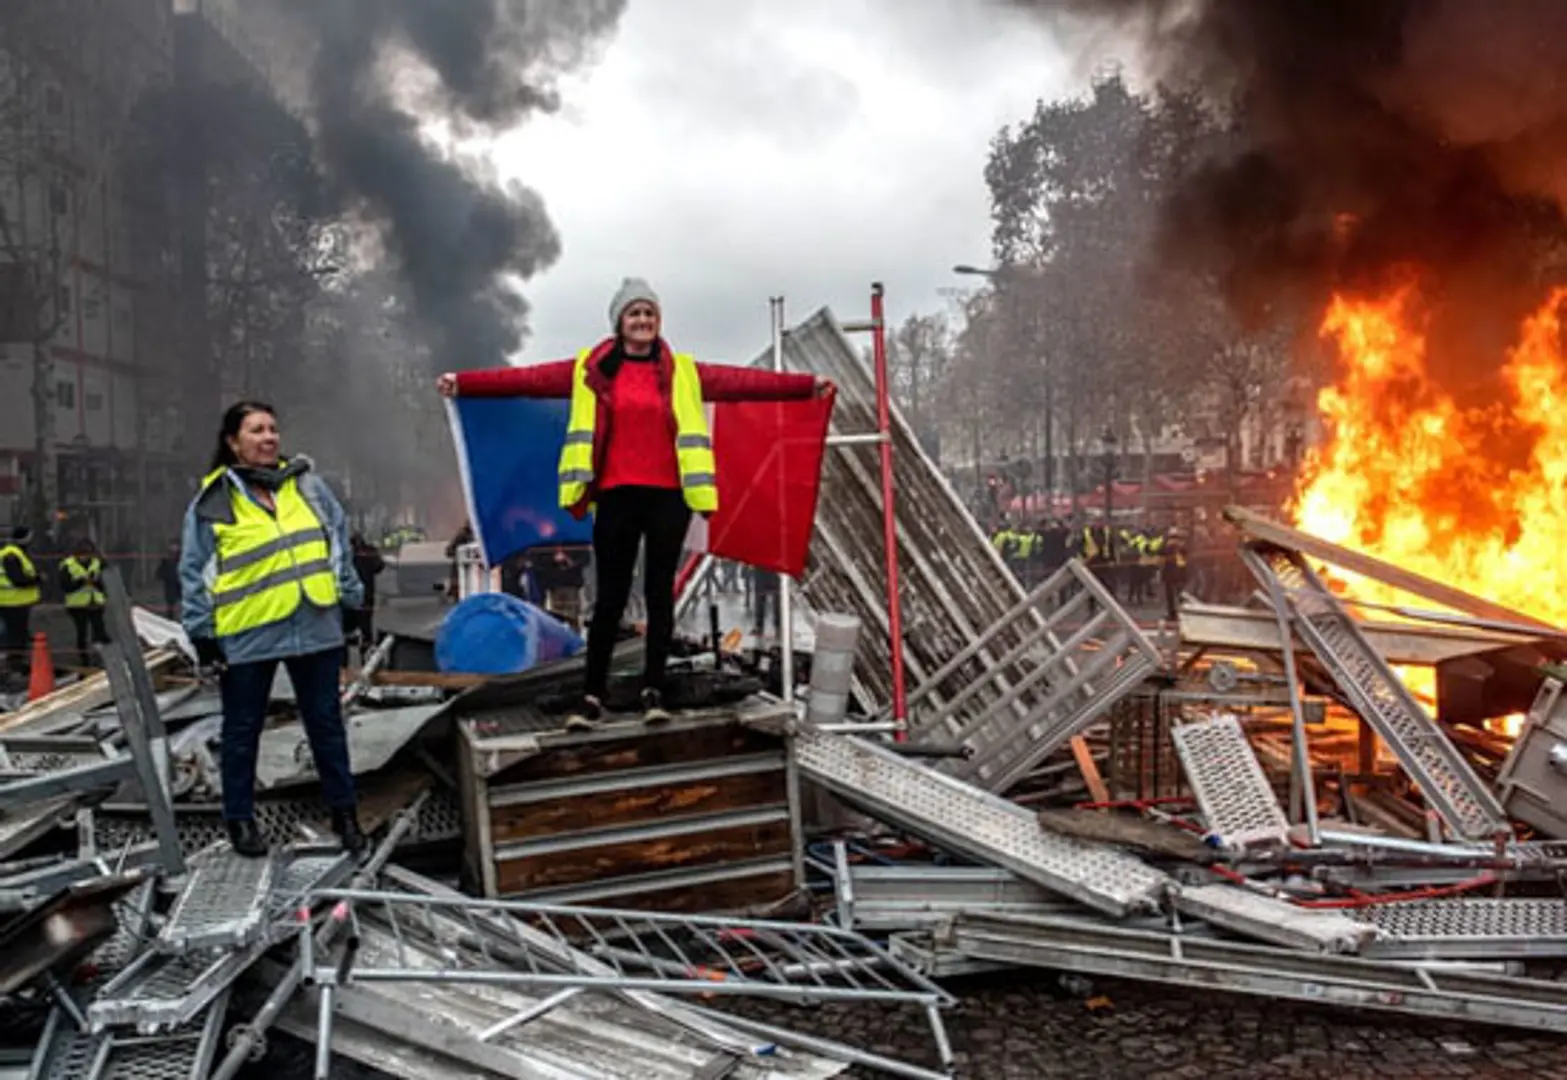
[85,391,104,412]
[56,380,75,408]
[44,85,65,118]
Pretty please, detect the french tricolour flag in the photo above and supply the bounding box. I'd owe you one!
[448,395,833,577]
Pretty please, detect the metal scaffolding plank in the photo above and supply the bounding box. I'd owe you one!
[948,909,1567,1035]
[27,1007,111,1080]
[1354,899,1567,960]
[775,311,1055,726]
[794,730,1169,916]
[1174,884,1377,954]
[157,844,278,953]
[1241,545,1508,840]
[1170,716,1290,850]
[98,989,230,1080]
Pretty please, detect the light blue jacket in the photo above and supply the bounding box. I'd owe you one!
[178,456,364,665]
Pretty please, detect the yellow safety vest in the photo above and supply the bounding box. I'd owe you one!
[203,468,340,638]
[62,556,105,608]
[558,347,718,514]
[0,545,40,608]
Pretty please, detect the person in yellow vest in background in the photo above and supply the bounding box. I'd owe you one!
[59,537,109,668]
[0,525,41,685]
[179,401,367,859]
[437,278,832,730]
[1161,526,1190,622]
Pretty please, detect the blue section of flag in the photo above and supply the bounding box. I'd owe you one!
[448,397,592,565]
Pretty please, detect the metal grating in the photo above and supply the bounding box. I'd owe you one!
[30,1009,111,1080]
[87,881,157,981]
[795,730,1169,916]
[99,990,229,1080]
[1242,545,1508,840]
[1175,884,1376,954]
[1354,898,1567,959]
[1170,715,1290,850]
[410,786,462,842]
[158,845,277,953]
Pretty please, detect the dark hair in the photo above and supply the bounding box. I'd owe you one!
[209,400,277,471]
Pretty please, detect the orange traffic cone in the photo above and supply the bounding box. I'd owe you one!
[26,633,54,701]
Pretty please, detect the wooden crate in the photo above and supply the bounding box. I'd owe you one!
[455,701,803,914]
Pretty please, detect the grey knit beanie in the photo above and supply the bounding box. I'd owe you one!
[608,277,660,329]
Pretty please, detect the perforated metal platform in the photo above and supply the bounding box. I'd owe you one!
[1355,898,1567,959]
[1175,884,1377,954]
[1171,716,1289,850]
[158,845,277,953]
[97,989,229,1080]
[28,1007,110,1080]
[794,730,1170,916]
[1242,546,1507,840]
[89,846,353,1033]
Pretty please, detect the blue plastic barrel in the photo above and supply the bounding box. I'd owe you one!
[434,593,586,675]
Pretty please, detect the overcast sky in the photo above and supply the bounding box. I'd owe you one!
[493,0,1086,365]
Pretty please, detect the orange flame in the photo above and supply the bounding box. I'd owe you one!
[1294,285,1567,629]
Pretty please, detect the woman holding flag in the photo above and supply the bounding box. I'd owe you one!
[437,278,830,728]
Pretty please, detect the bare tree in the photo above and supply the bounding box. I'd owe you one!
[886,311,951,460]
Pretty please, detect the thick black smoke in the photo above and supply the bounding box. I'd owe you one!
[270,0,627,365]
[1008,0,1567,370]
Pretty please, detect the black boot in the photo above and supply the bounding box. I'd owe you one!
[226,819,268,859]
[332,808,366,855]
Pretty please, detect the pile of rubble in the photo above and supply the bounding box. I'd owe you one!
[7,304,1567,1080]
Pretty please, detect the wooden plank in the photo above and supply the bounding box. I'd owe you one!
[496,818,793,893]
[489,723,781,787]
[1224,506,1563,634]
[489,769,787,844]
[0,649,179,736]
[1069,735,1112,804]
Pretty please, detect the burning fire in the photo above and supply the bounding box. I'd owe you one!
[1292,284,1567,731]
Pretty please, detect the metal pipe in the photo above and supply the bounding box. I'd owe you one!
[1315,828,1494,859]
[208,791,428,1080]
[771,295,795,705]
[825,433,889,447]
[476,986,584,1042]
[868,283,908,735]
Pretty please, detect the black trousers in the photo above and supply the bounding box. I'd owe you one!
[584,486,691,698]
[69,608,109,667]
[0,606,30,677]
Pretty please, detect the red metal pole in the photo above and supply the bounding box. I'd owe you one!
[869,283,909,736]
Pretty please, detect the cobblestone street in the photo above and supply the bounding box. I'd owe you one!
[716,970,1567,1079]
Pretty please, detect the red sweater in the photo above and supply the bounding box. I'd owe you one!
[454,339,817,512]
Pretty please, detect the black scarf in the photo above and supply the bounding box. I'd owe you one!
[231,457,309,492]
[598,337,661,379]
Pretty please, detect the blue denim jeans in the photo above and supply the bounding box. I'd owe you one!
[218,647,355,821]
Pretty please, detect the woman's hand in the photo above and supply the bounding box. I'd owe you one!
[436,372,458,397]
[814,376,835,398]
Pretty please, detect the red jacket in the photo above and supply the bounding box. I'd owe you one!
[454,338,818,517]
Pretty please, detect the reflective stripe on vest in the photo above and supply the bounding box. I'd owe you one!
[0,545,40,607]
[204,469,340,638]
[62,556,105,608]
[558,348,718,514]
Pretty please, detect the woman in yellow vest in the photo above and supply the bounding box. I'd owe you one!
[437,278,829,728]
[58,536,109,668]
[178,401,367,858]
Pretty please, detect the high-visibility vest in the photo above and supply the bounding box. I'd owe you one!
[203,468,340,638]
[559,347,717,514]
[62,556,105,609]
[0,545,40,607]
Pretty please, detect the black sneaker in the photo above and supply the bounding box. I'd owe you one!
[565,695,603,731]
[640,687,672,725]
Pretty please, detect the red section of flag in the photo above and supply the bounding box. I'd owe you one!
[705,393,834,577]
